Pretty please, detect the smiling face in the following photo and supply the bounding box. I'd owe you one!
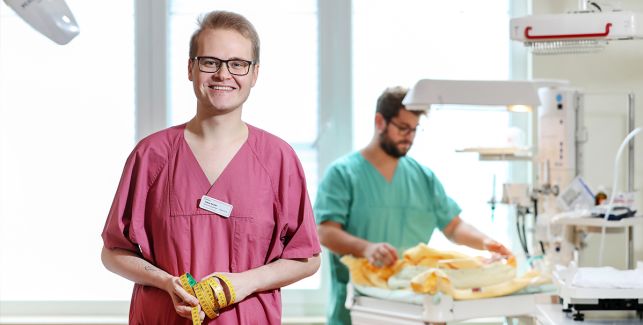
[188,28,259,116]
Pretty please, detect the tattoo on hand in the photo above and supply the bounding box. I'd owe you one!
[144,265,158,272]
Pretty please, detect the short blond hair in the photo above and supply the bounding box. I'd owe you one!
[189,11,260,63]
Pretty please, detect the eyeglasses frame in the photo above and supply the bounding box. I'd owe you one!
[191,56,255,76]
[387,119,420,136]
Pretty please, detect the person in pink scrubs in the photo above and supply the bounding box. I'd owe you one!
[100,10,321,324]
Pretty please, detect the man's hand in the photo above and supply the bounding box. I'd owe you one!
[482,238,512,256]
[363,242,398,267]
[163,276,203,320]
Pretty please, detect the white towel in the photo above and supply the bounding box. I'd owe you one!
[571,263,643,289]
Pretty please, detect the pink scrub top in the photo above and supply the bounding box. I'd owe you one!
[102,124,321,324]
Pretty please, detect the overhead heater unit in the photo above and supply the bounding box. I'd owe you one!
[511,10,643,54]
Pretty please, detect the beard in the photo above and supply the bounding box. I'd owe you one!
[379,131,412,158]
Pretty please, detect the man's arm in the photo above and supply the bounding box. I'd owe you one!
[318,221,398,267]
[442,216,512,256]
[101,246,199,319]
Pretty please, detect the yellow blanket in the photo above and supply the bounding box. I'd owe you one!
[341,243,548,300]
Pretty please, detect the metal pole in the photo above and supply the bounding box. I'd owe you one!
[628,226,634,269]
[627,93,635,192]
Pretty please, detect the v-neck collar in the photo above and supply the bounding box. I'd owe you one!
[180,123,251,193]
[357,152,401,184]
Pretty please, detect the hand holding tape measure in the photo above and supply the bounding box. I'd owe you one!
[178,273,238,325]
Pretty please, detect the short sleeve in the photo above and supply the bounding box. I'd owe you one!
[278,150,321,259]
[428,172,461,230]
[101,145,163,258]
[313,164,352,226]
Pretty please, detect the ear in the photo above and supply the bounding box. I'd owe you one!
[375,113,387,133]
[250,63,259,87]
[188,58,194,81]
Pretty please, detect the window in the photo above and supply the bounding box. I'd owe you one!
[352,0,514,255]
[0,1,136,301]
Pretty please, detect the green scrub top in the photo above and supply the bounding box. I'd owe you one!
[314,152,461,325]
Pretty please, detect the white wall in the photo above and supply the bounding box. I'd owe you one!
[531,0,643,267]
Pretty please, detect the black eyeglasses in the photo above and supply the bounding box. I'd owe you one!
[191,56,255,76]
[388,120,420,136]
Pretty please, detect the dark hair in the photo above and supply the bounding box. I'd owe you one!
[376,86,422,121]
[189,11,260,63]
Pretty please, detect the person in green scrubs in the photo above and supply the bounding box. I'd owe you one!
[314,86,511,325]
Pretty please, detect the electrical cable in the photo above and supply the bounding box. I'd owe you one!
[532,197,538,218]
[516,209,530,258]
[531,197,545,255]
[589,1,602,12]
[521,212,530,258]
[597,127,641,266]
[515,214,525,254]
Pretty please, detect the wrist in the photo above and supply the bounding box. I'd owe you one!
[159,273,177,292]
[358,241,372,258]
[481,238,493,250]
[239,270,259,294]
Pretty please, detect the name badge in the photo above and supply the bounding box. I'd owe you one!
[199,195,233,218]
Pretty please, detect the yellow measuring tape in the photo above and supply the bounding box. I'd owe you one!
[179,273,236,325]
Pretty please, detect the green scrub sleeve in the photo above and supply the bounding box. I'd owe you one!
[427,169,462,230]
[314,164,352,226]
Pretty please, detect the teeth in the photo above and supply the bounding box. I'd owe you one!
[209,85,234,90]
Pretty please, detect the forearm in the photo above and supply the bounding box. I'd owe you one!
[448,221,489,250]
[242,255,320,293]
[318,224,370,257]
[101,246,172,290]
